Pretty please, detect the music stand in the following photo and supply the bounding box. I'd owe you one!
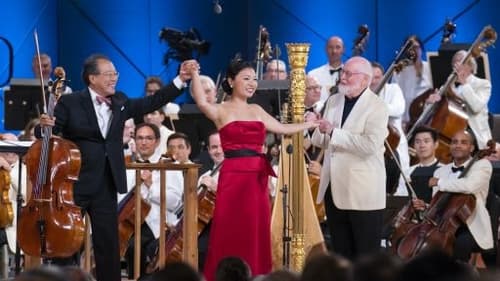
[249,80,289,119]
[0,140,33,275]
[427,43,491,88]
[3,79,47,130]
[172,104,216,160]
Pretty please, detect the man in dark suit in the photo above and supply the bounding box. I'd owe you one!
[39,54,198,281]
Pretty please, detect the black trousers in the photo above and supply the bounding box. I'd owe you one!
[126,223,157,279]
[454,226,481,262]
[74,163,121,281]
[324,185,384,260]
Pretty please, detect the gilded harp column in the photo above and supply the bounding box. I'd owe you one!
[286,43,310,271]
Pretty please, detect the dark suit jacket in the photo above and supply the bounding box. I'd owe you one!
[49,83,182,195]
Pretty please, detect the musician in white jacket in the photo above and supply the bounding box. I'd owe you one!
[426,50,492,149]
[412,130,493,261]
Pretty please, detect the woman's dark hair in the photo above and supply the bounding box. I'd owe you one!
[221,58,254,95]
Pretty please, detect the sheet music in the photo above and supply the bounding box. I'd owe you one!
[0,140,33,147]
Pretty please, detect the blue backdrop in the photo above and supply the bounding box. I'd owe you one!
[0,0,498,133]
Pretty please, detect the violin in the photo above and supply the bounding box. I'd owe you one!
[17,36,84,258]
[0,155,13,228]
[394,140,496,259]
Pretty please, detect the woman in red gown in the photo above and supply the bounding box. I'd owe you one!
[189,59,318,281]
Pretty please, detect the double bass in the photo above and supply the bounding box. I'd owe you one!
[373,37,417,193]
[17,34,84,258]
[406,26,497,163]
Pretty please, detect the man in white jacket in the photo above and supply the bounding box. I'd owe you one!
[412,130,493,261]
[426,50,492,149]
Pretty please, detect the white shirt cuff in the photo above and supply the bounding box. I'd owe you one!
[173,76,187,90]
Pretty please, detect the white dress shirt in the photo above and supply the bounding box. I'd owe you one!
[122,153,184,239]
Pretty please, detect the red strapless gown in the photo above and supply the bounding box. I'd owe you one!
[203,121,275,281]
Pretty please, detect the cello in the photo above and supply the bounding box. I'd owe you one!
[394,140,496,259]
[17,33,84,258]
[406,26,497,164]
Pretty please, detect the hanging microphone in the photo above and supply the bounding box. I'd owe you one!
[213,0,222,14]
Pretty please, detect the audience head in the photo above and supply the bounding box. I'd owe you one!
[261,269,299,281]
[339,56,372,98]
[325,36,345,67]
[353,252,403,281]
[145,76,163,96]
[151,261,201,281]
[215,256,251,281]
[300,253,352,281]
[32,53,52,80]
[264,59,288,80]
[14,265,68,281]
[221,59,256,96]
[167,132,192,163]
[61,266,95,281]
[395,250,479,281]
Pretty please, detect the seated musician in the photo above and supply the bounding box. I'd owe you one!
[122,123,183,279]
[0,133,26,274]
[144,109,174,155]
[303,75,324,176]
[167,132,193,164]
[426,50,492,149]
[370,62,409,195]
[407,126,442,203]
[412,130,493,262]
[197,130,224,271]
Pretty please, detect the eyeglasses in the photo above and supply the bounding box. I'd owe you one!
[306,85,321,91]
[98,71,120,78]
[136,136,156,142]
[340,70,365,79]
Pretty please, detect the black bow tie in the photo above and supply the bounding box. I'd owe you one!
[330,68,341,75]
[454,82,461,87]
[451,166,464,173]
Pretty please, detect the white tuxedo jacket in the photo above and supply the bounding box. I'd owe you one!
[454,75,492,149]
[433,158,493,250]
[311,88,388,210]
